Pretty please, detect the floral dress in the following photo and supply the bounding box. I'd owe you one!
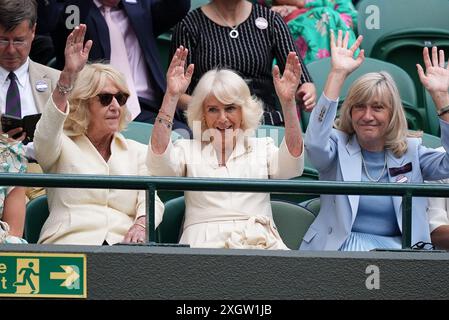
[254,0,359,65]
[0,135,27,244]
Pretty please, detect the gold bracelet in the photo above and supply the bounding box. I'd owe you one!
[134,222,146,229]
[156,116,173,129]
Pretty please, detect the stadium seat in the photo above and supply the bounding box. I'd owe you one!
[371,29,449,116]
[300,197,320,217]
[304,57,425,131]
[122,121,183,202]
[271,200,315,250]
[356,0,449,57]
[156,32,172,72]
[420,132,442,149]
[156,196,185,244]
[424,90,440,137]
[191,0,208,10]
[256,124,318,177]
[157,196,316,249]
[24,195,49,243]
[122,121,182,145]
[255,124,318,203]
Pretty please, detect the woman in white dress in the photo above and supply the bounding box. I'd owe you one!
[148,47,305,249]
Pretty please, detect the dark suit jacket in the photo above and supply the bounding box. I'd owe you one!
[50,0,190,107]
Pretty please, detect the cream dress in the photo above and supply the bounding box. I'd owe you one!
[147,134,304,249]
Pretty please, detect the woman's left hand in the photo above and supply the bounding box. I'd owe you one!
[417,46,449,94]
[273,52,302,106]
[123,217,146,244]
[296,82,317,112]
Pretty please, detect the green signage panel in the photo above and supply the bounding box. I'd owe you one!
[0,252,86,298]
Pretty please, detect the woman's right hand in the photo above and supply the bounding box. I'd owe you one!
[166,46,194,97]
[63,24,92,75]
[330,30,364,76]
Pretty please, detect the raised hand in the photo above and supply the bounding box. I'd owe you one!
[417,46,449,94]
[330,30,364,75]
[63,24,92,74]
[273,52,302,105]
[166,46,194,97]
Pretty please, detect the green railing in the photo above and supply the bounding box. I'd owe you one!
[2,173,449,248]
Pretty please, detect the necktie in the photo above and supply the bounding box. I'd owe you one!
[103,6,141,119]
[5,72,21,118]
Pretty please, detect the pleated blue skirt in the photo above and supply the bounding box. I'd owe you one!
[339,231,402,251]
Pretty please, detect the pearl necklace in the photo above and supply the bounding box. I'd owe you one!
[212,3,240,39]
[361,151,387,182]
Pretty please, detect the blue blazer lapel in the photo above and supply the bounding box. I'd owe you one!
[340,134,362,219]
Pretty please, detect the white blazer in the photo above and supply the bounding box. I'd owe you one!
[301,95,449,251]
[34,97,164,245]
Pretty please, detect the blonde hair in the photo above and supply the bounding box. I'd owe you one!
[64,63,131,135]
[186,69,263,136]
[335,71,419,157]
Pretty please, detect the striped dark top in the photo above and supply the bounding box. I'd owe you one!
[171,4,313,113]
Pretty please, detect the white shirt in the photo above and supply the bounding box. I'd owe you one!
[0,58,39,117]
[0,58,39,159]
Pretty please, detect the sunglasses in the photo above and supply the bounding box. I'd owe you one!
[96,92,129,106]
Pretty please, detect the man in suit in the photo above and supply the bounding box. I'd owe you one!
[0,0,60,199]
[48,0,191,135]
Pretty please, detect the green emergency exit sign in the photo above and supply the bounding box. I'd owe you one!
[0,252,86,298]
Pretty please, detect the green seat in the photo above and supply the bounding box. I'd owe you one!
[191,0,208,10]
[122,121,153,144]
[256,124,318,203]
[371,29,449,119]
[156,32,172,73]
[256,125,285,147]
[122,121,183,144]
[424,90,440,137]
[356,0,449,57]
[304,57,424,131]
[24,195,49,243]
[421,132,442,149]
[299,197,321,217]
[256,124,318,178]
[157,196,186,244]
[157,196,316,249]
[271,200,315,249]
[122,121,183,202]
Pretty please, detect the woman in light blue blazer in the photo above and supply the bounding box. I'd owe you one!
[301,30,449,251]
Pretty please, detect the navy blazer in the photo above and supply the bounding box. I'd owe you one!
[301,94,449,251]
[50,0,190,105]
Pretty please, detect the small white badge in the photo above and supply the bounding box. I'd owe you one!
[125,0,137,3]
[255,17,268,30]
[396,175,408,183]
[35,80,48,92]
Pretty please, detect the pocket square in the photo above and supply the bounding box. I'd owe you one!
[389,162,412,177]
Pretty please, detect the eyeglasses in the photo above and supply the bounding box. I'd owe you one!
[96,92,129,107]
[411,241,435,250]
[0,40,27,48]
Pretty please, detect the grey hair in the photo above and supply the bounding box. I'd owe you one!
[0,0,37,31]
